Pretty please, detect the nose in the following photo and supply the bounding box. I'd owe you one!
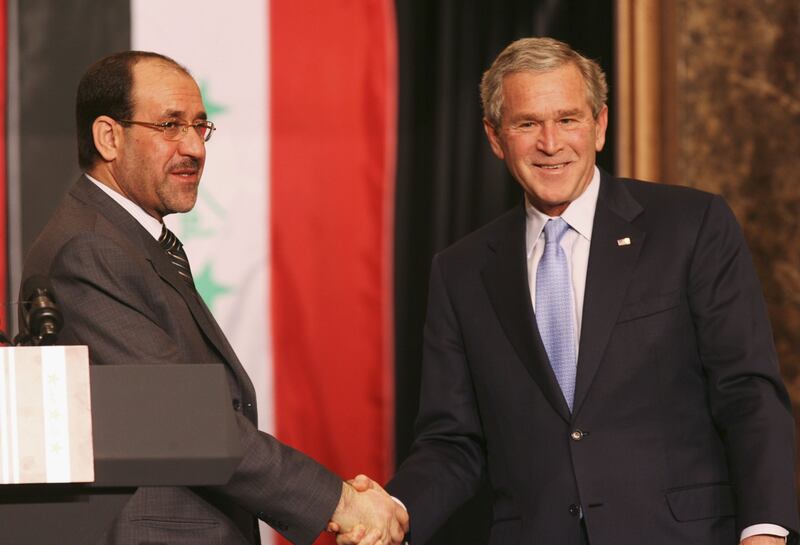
[537,122,562,155]
[178,126,206,159]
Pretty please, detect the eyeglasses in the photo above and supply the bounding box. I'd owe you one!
[116,119,216,142]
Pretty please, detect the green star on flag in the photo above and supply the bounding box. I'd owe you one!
[200,81,227,118]
[179,186,227,243]
[195,262,233,312]
[180,209,215,242]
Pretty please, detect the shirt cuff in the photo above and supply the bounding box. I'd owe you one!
[740,523,789,542]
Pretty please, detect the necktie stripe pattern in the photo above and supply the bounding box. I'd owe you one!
[159,225,195,287]
[535,217,577,411]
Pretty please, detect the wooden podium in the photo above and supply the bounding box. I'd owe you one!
[0,355,243,545]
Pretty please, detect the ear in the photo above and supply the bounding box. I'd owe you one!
[594,105,609,152]
[92,115,123,162]
[483,118,505,160]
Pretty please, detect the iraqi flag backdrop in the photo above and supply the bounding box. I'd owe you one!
[132,0,397,482]
[132,2,397,543]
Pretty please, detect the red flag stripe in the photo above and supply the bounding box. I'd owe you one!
[270,1,397,536]
[0,0,8,332]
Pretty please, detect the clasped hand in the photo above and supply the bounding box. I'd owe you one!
[329,475,409,545]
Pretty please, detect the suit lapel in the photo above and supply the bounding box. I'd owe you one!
[572,173,645,416]
[70,177,253,401]
[145,236,243,365]
[144,241,257,410]
[482,207,572,422]
[142,229,257,423]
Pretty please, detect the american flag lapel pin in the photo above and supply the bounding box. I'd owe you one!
[616,237,631,247]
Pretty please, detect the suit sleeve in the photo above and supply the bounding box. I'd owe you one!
[48,232,342,545]
[688,196,799,537]
[387,255,486,544]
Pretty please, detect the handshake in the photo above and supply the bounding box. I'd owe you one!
[328,475,410,545]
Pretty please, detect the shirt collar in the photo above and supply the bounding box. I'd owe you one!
[85,173,164,240]
[525,166,600,258]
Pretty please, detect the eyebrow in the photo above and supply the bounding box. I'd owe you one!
[553,108,584,118]
[509,108,586,123]
[162,109,208,121]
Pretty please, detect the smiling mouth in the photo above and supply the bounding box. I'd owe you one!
[535,162,569,170]
[170,159,202,179]
[170,169,199,179]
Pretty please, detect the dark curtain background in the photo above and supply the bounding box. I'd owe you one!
[393,1,615,543]
[18,0,129,254]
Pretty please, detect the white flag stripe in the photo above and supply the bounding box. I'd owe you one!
[131,1,273,435]
[132,3,273,543]
[65,346,94,482]
[8,350,19,483]
[0,351,9,483]
[42,346,71,482]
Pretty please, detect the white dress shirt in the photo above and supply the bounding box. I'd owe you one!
[524,166,786,543]
[86,174,163,240]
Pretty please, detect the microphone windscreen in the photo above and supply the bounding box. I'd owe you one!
[22,274,55,302]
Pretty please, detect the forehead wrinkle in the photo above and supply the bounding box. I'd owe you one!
[131,63,204,120]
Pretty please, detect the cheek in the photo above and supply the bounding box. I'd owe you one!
[505,140,532,164]
[152,142,179,165]
[566,132,597,156]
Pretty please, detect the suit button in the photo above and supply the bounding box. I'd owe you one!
[568,504,581,517]
[570,430,585,441]
[232,399,242,411]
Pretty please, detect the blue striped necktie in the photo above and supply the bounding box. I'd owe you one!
[535,217,577,411]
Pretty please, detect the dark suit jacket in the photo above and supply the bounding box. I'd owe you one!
[22,176,342,545]
[388,171,799,545]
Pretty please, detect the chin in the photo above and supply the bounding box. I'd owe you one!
[166,196,198,215]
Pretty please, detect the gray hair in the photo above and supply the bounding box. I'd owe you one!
[480,37,608,128]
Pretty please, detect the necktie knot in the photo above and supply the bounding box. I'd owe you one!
[544,217,570,246]
[159,225,194,287]
[159,225,182,253]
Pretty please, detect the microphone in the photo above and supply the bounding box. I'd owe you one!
[20,275,63,346]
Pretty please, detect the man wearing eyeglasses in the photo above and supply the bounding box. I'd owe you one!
[19,51,407,545]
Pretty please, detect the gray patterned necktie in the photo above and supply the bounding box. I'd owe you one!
[158,225,194,287]
[535,217,577,411]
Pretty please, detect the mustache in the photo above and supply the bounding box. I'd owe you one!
[169,158,201,172]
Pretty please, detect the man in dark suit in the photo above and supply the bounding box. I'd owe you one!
[21,51,407,545]
[369,37,798,545]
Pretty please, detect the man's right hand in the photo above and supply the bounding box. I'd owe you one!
[329,478,408,545]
